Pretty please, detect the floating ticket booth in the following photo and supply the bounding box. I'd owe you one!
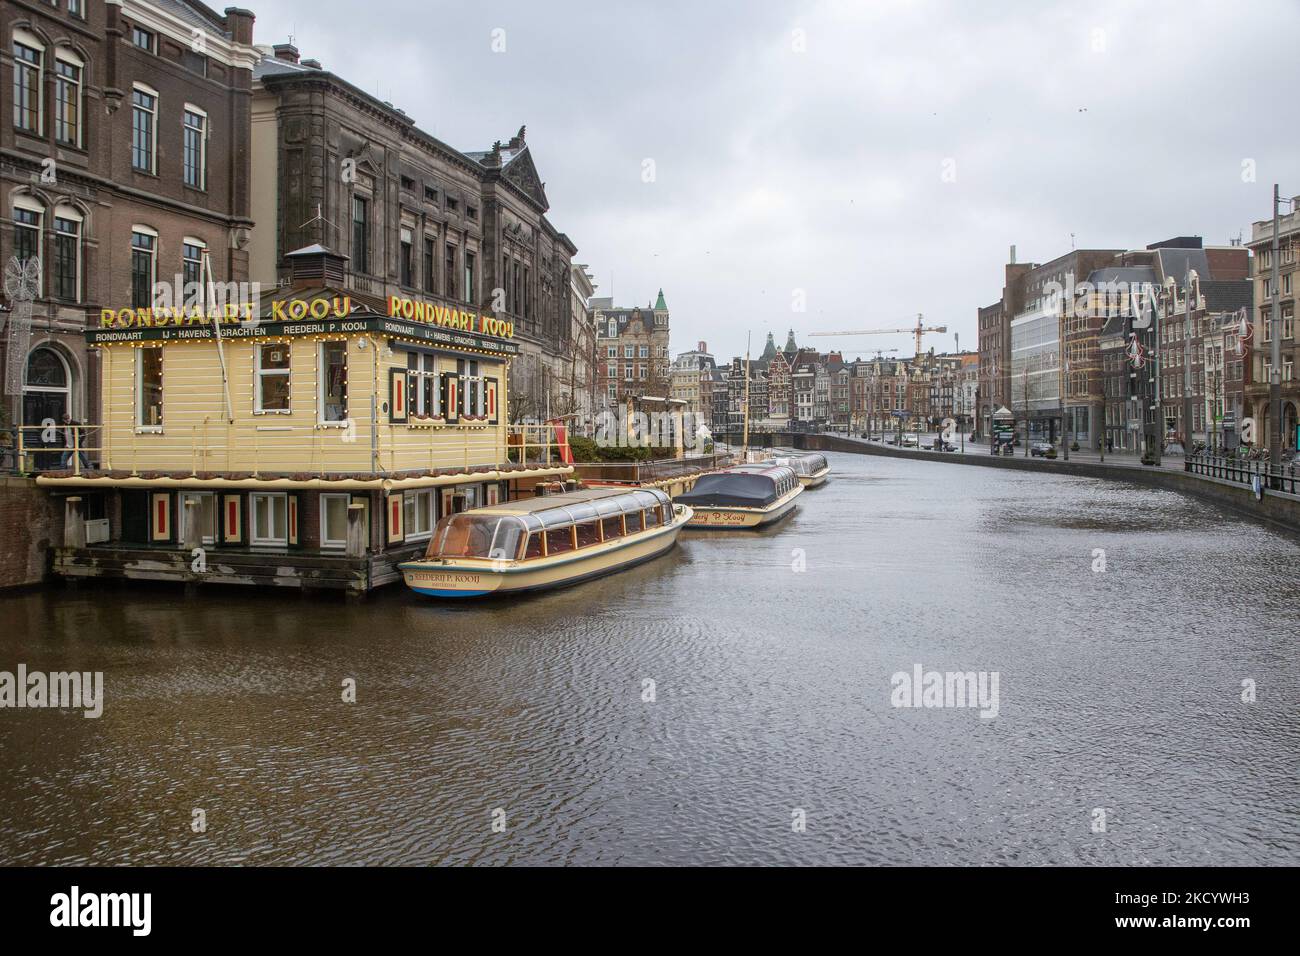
[36,246,572,594]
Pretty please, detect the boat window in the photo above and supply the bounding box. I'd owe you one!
[575,520,601,548]
[644,507,661,529]
[523,533,545,559]
[593,497,624,517]
[429,514,501,559]
[487,518,527,562]
[626,511,643,534]
[602,516,622,540]
[546,527,575,555]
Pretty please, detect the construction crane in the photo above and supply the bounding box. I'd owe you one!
[840,347,899,360]
[809,313,948,359]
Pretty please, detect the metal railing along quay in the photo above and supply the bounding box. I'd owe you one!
[1184,453,1300,496]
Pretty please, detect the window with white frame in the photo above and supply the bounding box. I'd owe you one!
[407,352,440,417]
[131,228,157,308]
[457,358,485,416]
[624,345,634,358]
[320,494,351,549]
[178,492,217,545]
[132,85,158,173]
[183,106,206,189]
[607,318,616,337]
[607,346,616,358]
[319,341,348,422]
[13,200,42,272]
[250,493,288,546]
[136,347,163,429]
[403,489,435,540]
[256,343,291,413]
[13,37,42,134]
[182,239,204,292]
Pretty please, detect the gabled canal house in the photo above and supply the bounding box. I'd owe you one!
[38,244,571,591]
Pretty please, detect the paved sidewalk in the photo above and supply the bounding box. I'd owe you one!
[833,434,1186,471]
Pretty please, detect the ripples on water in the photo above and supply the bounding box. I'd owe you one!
[1,453,1297,865]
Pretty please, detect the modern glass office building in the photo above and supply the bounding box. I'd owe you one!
[1010,307,1062,441]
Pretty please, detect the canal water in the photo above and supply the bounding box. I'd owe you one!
[1,452,1297,866]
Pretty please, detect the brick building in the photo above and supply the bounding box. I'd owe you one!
[250,49,578,423]
[3,0,256,446]
[1247,197,1300,448]
[593,290,670,410]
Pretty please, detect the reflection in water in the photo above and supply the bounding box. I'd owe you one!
[1,452,1298,865]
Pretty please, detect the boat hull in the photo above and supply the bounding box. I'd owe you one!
[400,509,691,598]
[799,467,830,488]
[683,485,802,529]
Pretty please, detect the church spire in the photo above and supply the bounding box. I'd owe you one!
[654,288,667,311]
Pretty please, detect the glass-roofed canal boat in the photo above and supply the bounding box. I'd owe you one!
[675,463,803,529]
[772,452,831,488]
[399,487,692,598]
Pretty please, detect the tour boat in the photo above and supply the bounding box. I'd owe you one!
[399,487,691,598]
[676,463,803,529]
[772,452,831,488]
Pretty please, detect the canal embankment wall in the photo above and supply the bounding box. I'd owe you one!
[0,477,62,590]
[797,434,1300,538]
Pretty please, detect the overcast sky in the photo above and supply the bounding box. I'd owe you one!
[253,0,1299,361]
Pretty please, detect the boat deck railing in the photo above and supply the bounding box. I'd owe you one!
[570,452,733,485]
[6,421,568,479]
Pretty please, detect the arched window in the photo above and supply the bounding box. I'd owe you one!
[22,346,73,436]
[13,29,45,135]
[132,83,159,173]
[26,347,68,389]
[54,47,84,147]
[52,205,83,301]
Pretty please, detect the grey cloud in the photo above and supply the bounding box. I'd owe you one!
[254,0,1300,357]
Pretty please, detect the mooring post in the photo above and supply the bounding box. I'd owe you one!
[63,496,85,548]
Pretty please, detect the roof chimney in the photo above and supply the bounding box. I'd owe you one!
[301,58,322,70]
[285,244,348,289]
[1010,244,1017,265]
[272,43,299,64]
[223,8,256,46]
